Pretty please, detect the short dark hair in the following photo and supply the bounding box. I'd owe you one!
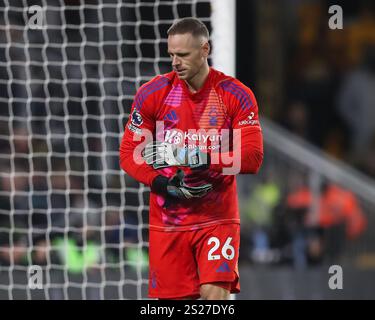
[167,17,209,39]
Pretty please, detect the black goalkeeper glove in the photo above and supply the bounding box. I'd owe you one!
[151,169,213,199]
[142,141,210,170]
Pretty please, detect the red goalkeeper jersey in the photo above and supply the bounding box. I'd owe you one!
[120,67,263,231]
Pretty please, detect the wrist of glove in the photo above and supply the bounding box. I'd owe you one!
[151,169,213,199]
[142,141,210,170]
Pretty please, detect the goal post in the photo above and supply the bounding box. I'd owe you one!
[211,0,236,77]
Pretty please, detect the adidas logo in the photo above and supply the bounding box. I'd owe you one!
[216,261,230,273]
[164,110,179,122]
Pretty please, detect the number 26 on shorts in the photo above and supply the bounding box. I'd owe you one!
[207,237,235,261]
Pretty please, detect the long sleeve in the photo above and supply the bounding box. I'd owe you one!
[119,122,159,186]
[209,126,263,174]
[119,76,169,186]
[210,79,264,175]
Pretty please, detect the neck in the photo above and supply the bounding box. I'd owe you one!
[185,62,210,93]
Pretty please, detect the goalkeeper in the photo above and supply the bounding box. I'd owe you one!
[119,17,263,300]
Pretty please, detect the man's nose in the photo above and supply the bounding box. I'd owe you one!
[172,56,180,67]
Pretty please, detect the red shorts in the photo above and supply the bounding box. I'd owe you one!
[148,223,240,299]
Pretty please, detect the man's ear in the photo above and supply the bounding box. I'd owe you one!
[202,41,210,58]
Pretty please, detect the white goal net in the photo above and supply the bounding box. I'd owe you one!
[0,0,229,300]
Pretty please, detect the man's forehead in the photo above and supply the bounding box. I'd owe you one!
[168,33,205,48]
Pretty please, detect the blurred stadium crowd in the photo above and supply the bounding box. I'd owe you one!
[240,0,374,268]
[279,0,375,178]
[0,0,374,277]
